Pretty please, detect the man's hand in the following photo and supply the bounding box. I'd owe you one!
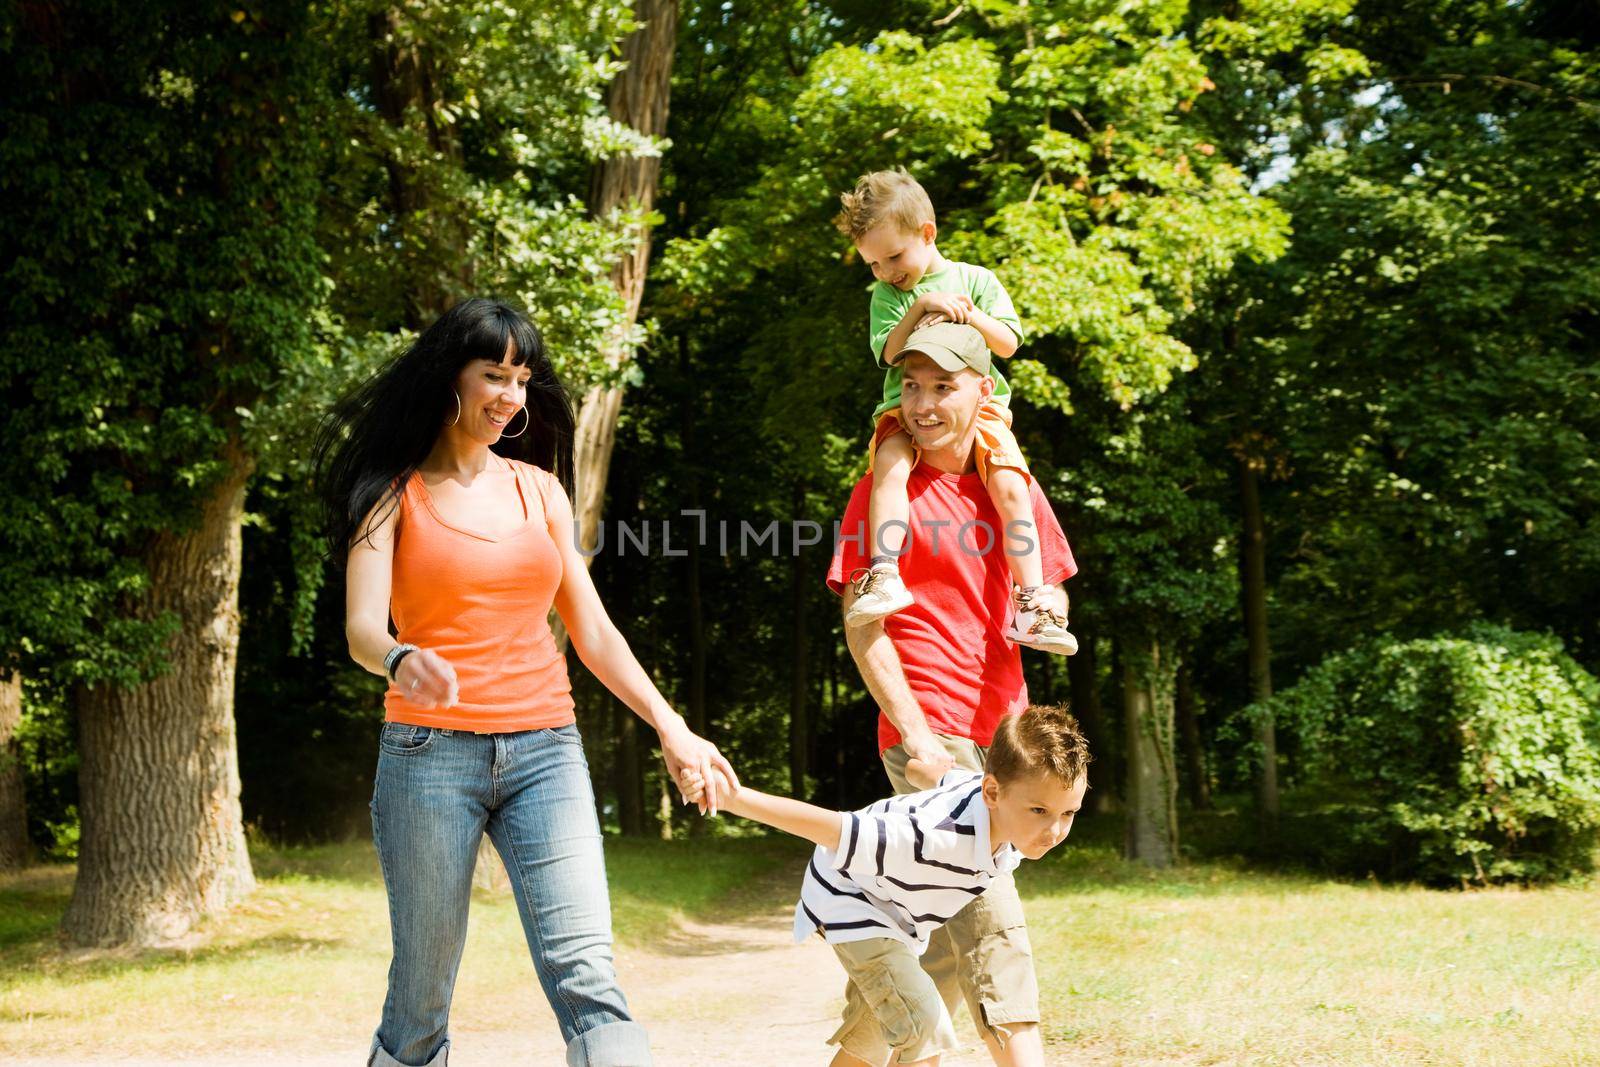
[901,733,954,789]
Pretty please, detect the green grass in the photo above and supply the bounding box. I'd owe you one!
[1,828,1596,1064]
[1021,818,1600,1064]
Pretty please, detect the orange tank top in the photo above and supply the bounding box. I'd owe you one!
[384,455,574,732]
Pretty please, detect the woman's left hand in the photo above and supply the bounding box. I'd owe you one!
[658,719,739,816]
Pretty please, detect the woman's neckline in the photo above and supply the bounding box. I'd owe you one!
[414,454,535,543]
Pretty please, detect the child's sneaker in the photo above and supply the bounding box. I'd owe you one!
[1005,584,1078,655]
[844,564,914,627]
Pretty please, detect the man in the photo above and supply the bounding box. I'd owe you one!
[826,322,1077,1067]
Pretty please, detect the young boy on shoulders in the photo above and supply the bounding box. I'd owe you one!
[833,168,1075,657]
[681,704,1090,1067]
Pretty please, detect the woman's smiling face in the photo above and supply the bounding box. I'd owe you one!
[450,343,532,443]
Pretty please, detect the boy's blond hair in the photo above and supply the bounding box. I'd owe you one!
[833,168,936,241]
[986,705,1091,788]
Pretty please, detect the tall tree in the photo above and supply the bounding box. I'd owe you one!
[1183,0,1374,822]
[1122,634,1180,864]
[1222,0,1600,699]
[572,0,680,562]
[1,1,326,944]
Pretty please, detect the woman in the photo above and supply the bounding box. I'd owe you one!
[315,298,736,1067]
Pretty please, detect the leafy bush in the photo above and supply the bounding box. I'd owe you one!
[1256,626,1600,884]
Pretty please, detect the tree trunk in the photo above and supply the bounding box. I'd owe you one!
[681,335,708,738]
[658,778,674,841]
[368,7,464,326]
[789,488,810,799]
[1239,458,1280,825]
[1122,632,1179,867]
[0,673,28,871]
[1175,659,1211,811]
[613,694,645,836]
[62,452,256,946]
[569,0,679,579]
[1066,632,1115,815]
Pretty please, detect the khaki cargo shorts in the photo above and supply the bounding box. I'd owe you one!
[830,936,961,1066]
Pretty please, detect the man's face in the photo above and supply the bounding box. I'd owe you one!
[898,352,991,455]
[984,771,1087,861]
[855,220,937,291]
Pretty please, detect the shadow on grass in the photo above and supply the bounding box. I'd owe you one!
[0,865,72,963]
[606,835,812,947]
[249,837,383,884]
[0,852,371,987]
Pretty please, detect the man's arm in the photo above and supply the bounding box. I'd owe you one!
[841,584,954,786]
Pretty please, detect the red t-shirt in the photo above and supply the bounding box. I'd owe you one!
[826,464,1077,752]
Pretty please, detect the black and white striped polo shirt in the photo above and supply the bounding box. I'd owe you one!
[792,770,1022,953]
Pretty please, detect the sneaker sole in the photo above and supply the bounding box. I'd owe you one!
[1006,629,1079,656]
[845,596,914,628]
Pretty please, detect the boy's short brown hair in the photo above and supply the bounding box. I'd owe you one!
[833,168,936,241]
[986,705,1091,788]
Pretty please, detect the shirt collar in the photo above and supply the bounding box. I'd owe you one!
[970,787,1000,873]
[967,783,1024,875]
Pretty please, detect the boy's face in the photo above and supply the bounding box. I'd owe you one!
[983,771,1087,861]
[855,220,938,291]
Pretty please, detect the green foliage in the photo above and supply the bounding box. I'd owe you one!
[1257,626,1600,884]
[1,2,329,689]
[1239,0,1600,676]
[12,682,78,860]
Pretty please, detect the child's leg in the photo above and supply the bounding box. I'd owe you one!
[830,938,959,1067]
[979,1021,1044,1067]
[846,421,917,628]
[829,1051,940,1067]
[985,467,1043,592]
[869,430,916,561]
[975,405,1076,655]
[828,1051,939,1067]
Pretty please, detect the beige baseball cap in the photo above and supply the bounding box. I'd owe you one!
[896,321,991,376]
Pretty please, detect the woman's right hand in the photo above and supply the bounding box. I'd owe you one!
[395,648,459,709]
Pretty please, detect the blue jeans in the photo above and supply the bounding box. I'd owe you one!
[368,722,651,1067]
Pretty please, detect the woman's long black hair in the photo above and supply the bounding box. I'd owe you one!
[313,298,576,564]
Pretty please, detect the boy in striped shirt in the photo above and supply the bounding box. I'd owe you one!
[681,705,1089,1067]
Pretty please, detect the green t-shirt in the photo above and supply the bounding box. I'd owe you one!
[867,260,1025,420]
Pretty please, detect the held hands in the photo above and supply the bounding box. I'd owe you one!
[658,718,740,815]
[395,649,459,709]
[902,735,954,790]
[915,292,975,329]
[679,767,738,813]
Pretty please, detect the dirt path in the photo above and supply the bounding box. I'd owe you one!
[17,867,996,1067]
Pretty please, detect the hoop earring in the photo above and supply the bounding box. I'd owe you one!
[449,390,462,427]
[501,406,529,439]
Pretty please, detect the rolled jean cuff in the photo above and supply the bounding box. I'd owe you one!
[566,1020,653,1067]
[369,1037,448,1067]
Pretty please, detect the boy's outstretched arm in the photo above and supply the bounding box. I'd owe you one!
[683,771,845,852]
